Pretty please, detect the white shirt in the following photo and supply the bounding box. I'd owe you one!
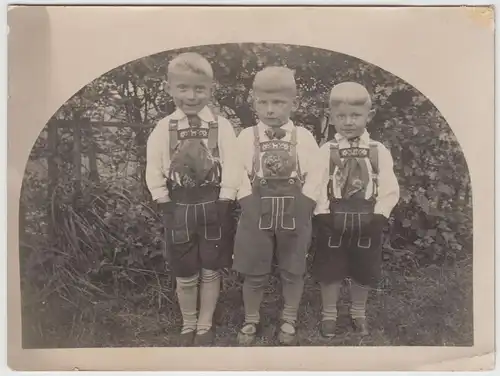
[145,106,241,202]
[235,120,323,202]
[314,131,400,218]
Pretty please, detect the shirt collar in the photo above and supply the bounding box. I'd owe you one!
[257,119,295,133]
[170,106,216,123]
[334,130,370,146]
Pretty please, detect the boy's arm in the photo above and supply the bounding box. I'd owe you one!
[217,117,241,201]
[300,128,324,203]
[374,144,400,218]
[313,143,332,215]
[145,121,170,203]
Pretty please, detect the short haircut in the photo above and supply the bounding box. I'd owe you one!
[252,66,297,96]
[167,52,214,80]
[329,82,372,108]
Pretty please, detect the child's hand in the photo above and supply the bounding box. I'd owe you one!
[372,213,388,231]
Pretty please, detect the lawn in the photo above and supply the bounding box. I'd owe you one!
[21,257,473,348]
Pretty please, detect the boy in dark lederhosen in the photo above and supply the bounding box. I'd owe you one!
[312,82,400,337]
[146,52,240,346]
[233,67,323,345]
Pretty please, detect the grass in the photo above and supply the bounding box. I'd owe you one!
[21,257,473,348]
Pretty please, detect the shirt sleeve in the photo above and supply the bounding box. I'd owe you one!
[299,128,324,202]
[145,119,170,202]
[374,143,400,218]
[313,142,332,215]
[217,117,241,200]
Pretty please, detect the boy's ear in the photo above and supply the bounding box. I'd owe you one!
[163,80,171,95]
[368,108,376,122]
[291,97,299,112]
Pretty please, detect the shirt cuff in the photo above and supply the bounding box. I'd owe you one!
[219,187,237,201]
[314,205,330,215]
[150,188,170,202]
[374,205,389,218]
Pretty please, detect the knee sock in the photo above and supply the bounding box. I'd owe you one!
[197,268,220,333]
[280,270,305,333]
[242,274,268,326]
[319,281,342,321]
[350,282,370,319]
[176,273,199,333]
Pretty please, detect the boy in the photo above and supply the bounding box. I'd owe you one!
[233,66,323,346]
[312,82,400,337]
[145,52,240,346]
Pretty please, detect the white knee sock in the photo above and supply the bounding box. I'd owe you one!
[176,273,199,333]
[350,282,370,319]
[320,281,342,321]
[197,268,220,333]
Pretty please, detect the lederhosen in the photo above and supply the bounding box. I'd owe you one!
[163,113,232,278]
[312,140,383,287]
[233,126,315,276]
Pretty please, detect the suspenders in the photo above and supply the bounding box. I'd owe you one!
[168,111,219,158]
[249,126,303,183]
[328,141,380,198]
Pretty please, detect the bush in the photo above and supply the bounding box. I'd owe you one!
[19,43,473,347]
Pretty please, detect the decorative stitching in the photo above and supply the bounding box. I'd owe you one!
[258,197,275,230]
[202,203,222,241]
[171,204,190,244]
[357,214,372,249]
[328,213,347,248]
[280,196,296,230]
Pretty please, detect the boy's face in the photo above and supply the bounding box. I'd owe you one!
[254,91,296,128]
[330,102,374,139]
[166,71,212,116]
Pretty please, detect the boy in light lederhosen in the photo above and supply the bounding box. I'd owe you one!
[312,82,400,337]
[146,52,240,346]
[233,67,323,345]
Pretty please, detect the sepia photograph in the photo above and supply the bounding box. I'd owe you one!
[8,5,494,372]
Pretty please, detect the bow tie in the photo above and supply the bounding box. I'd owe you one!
[187,115,202,128]
[265,127,287,140]
[348,136,360,147]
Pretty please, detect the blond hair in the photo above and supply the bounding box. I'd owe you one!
[167,52,214,80]
[253,66,297,96]
[329,82,372,108]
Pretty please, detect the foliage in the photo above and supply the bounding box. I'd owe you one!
[19,43,472,347]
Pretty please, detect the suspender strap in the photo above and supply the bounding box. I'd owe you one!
[290,127,303,181]
[207,114,219,158]
[168,119,179,158]
[251,126,260,180]
[369,142,379,197]
[328,142,343,177]
[369,142,379,174]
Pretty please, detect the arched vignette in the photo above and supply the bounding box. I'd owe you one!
[19,43,473,348]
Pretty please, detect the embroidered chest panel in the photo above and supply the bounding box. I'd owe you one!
[339,147,370,159]
[260,140,291,153]
[177,128,209,140]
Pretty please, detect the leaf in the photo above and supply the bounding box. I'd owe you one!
[427,229,437,237]
[437,182,454,195]
[415,195,430,214]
